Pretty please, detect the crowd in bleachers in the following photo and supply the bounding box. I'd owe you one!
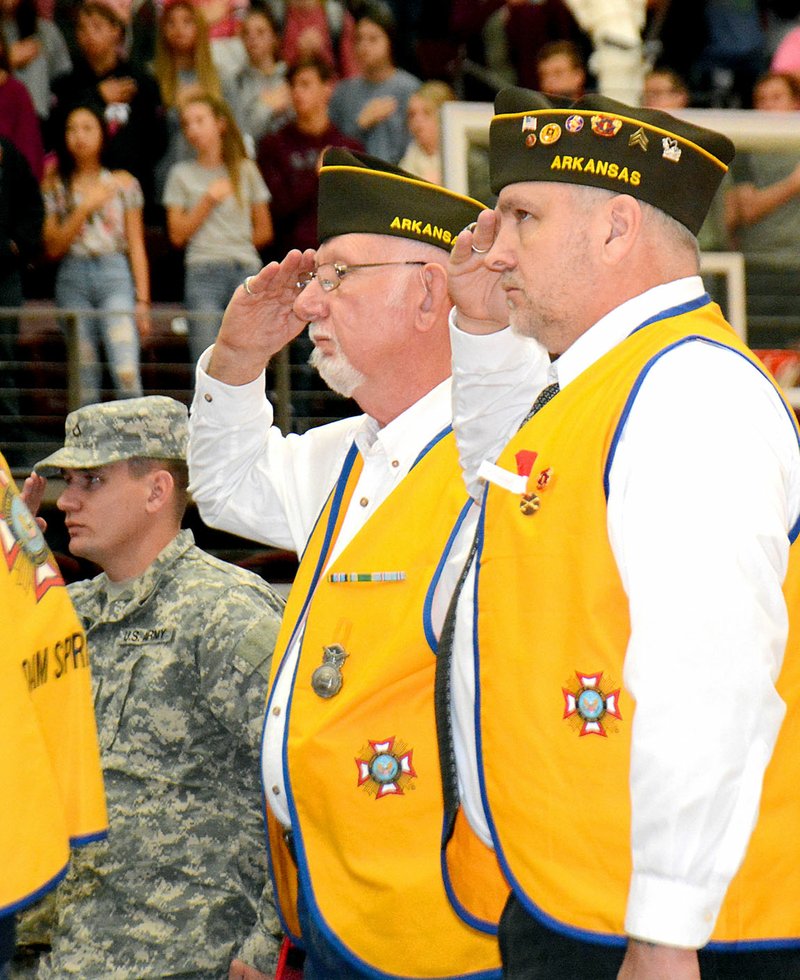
[2,0,800,450]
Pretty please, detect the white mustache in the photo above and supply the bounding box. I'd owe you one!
[308,323,328,344]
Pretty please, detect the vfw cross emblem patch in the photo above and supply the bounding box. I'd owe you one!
[356,737,417,798]
[562,671,622,737]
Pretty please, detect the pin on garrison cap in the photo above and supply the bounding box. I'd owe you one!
[318,147,487,250]
[35,396,188,476]
[489,87,735,235]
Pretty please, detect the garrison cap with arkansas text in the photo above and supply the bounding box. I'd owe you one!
[489,87,735,235]
[318,147,487,250]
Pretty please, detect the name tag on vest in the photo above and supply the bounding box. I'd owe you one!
[478,460,528,494]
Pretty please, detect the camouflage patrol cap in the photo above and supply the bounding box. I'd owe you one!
[34,396,188,476]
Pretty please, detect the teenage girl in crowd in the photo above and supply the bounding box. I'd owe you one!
[163,92,272,365]
[151,0,230,198]
[229,3,291,153]
[42,103,150,406]
[399,80,455,184]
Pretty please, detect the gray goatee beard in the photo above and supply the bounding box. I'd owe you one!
[308,328,367,398]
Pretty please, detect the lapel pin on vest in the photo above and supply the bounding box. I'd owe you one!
[311,643,348,698]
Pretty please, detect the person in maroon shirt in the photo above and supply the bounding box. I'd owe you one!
[0,33,44,180]
[256,53,361,258]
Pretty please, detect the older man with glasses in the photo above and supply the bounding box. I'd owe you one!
[187,148,526,979]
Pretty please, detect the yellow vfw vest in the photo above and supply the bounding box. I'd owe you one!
[266,429,504,978]
[0,456,107,915]
[449,300,800,947]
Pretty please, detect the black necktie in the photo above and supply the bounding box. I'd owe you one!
[435,380,561,840]
[517,380,560,430]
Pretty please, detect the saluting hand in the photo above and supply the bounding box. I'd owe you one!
[21,473,48,533]
[208,248,317,386]
[447,209,509,334]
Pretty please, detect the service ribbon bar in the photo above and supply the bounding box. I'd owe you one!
[327,571,407,583]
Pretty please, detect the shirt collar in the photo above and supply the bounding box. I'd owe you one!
[92,529,195,621]
[354,378,452,464]
[549,276,706,388]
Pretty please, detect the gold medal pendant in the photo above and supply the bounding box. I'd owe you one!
[519,493,540,515]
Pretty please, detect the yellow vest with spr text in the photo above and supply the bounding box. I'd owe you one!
[452,301,800,947]
[266,430,505,978]
[0,456,107,915]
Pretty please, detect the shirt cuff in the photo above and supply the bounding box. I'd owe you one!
[448,309,542,374]
[192,345,271,425]
[625,872,728,949]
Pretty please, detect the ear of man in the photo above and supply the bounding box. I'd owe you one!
[143,469,176,516]
[602,194,642,266]
[413,262,449,333]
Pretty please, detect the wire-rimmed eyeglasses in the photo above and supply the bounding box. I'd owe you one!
[296,261,427,292]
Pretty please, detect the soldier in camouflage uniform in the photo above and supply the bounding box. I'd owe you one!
[31,396,285,980]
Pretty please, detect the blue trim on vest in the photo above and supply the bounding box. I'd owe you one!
[604,333,800,531]
[439,835,500,937]
[260,772,299,945]
[424,499,473,655]
[290,842,503,979]
[297,442,361,566]
[412,424,452,470]
[471,501,494,845]
[469,305,800,949]
[632,293,711,333]
[706,936,800,952]
[439,502,504,937]
[272,440,360,681]
[0,863,69,918]
[603,296,713,498]
[278,635,312,950]
[262,442,360,945]
[466,498,628,947]
[70,829,107,847]
[276,430,501,978]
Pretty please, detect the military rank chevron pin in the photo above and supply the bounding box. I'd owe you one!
[629,127,649,151]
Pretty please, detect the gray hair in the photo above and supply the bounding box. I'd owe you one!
[568,184,699,265]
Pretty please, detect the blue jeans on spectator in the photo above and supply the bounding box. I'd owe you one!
[56,253,143,406]
[184,260,259,366]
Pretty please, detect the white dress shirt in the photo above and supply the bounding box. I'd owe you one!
[443,277,800,949]
[188,353,454,825]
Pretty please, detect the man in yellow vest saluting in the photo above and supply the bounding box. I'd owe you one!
[0,452,106,978]
[187,148,522,977]
[441,88,800,978]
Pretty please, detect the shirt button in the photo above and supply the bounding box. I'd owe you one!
[391,459,399,468]
[272,705,281,716]
[272,785,281,795]
[360,497,369,507]
[204,393,213,402]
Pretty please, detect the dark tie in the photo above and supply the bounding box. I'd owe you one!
[517,380,560,430]
[435,380,561,836]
